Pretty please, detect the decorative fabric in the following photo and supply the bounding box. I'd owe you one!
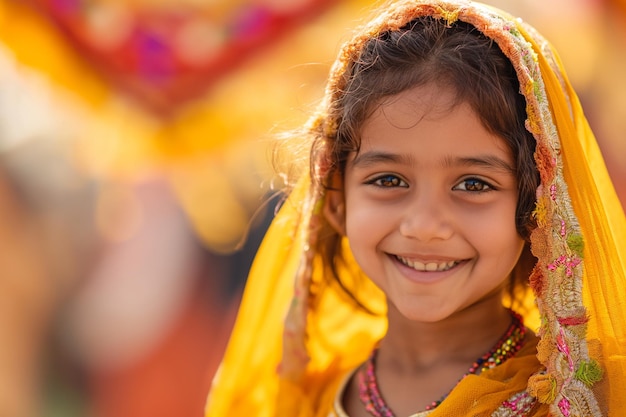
[205,1,626,416]
[24,0,338,114]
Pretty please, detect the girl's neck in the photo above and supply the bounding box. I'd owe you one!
[379,295,513,370]
[347,295,525,416]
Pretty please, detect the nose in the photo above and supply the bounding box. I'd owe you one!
[398,188,453,242]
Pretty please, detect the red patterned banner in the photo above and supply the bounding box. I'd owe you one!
[29,0,337,115]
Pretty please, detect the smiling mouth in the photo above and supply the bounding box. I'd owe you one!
[395,255,461,272]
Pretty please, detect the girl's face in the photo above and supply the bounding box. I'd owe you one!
[326,84,525,322]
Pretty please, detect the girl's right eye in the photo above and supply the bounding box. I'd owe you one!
[366,174,408,188]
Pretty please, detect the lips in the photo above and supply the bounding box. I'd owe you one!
[395,255,460,272]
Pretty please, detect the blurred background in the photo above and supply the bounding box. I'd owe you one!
[0,0,624,416]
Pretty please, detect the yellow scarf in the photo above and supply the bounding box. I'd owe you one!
[205,1,626,416]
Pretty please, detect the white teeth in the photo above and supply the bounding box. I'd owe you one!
[396,256,458,272]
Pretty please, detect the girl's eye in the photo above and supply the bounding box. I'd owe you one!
[368,174,408,188]
[454,178,493,192]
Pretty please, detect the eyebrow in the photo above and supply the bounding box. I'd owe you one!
[351,151,414,168]
[350,151,515,174]
[445,155,516,174]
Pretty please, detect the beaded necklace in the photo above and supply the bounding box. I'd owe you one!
[357,310,526,416]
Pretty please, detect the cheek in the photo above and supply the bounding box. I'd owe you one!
[344,202,395,266]
[344,197,397,237]
[345,209,379,243]
[457,201,522,248]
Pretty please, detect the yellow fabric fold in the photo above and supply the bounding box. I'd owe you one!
[430,338,548,416]
[204,178,308,417]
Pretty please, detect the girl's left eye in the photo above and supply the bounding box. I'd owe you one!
[367,174,408,188]
[453,178,493,192]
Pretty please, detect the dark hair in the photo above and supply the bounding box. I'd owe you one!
[316,16,539,309]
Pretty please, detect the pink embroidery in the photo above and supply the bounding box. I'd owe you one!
[497,391,535,416]
[558,398,571,416]
[550,184,557,200]
[547,255,581,277]
[557,329,574,369]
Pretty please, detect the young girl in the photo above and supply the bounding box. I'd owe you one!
[205,1,626,416]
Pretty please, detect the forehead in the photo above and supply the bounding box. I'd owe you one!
[368,83,460,128]
[355,84,513,164]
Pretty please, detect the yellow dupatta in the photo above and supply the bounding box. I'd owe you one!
[205,1,626,416]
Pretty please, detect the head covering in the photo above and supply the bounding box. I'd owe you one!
[205,1,626,416]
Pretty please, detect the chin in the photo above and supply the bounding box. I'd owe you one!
[394,303,456,323]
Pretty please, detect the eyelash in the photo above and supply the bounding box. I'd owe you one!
[366,175,495,192]
[366,174,408,188]
[453,177,495,192]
